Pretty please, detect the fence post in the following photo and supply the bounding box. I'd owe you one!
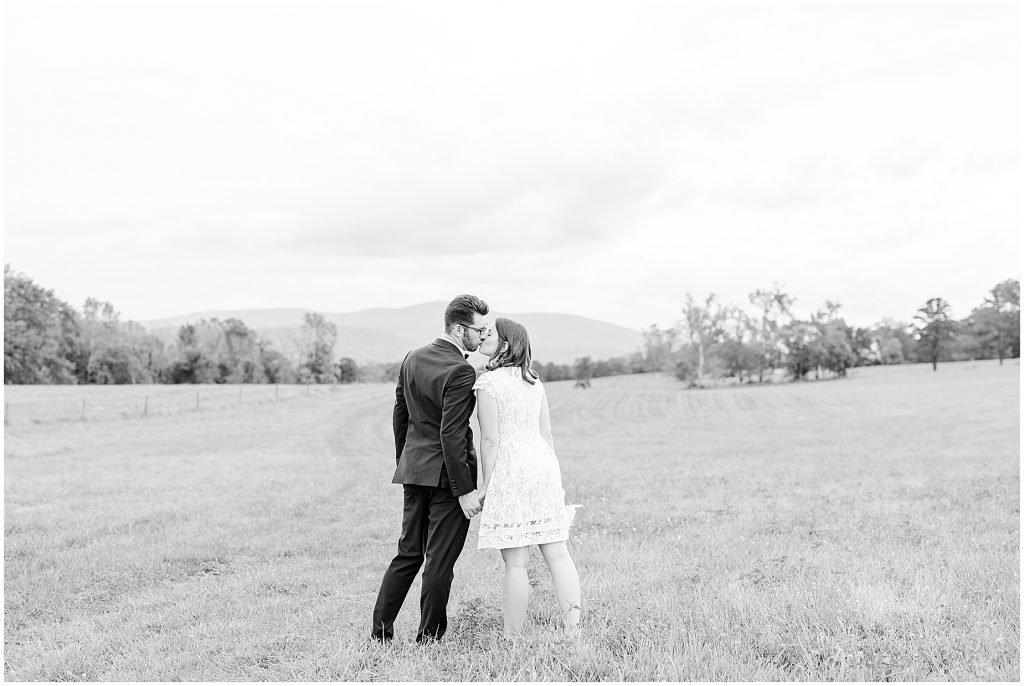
[81,399,86,420]
[143,396,149,416]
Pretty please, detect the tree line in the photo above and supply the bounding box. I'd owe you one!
[630,281,1019,387]
[530,280,1018,388]
[3,265,399,385]
[4,264,1018,386]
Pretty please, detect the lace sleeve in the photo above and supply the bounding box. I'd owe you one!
[473,371,497,398]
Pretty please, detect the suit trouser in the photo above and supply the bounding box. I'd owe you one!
[371,484,471,642]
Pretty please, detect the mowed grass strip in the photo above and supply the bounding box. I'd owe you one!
[3,383,345,426]
[4,361,1019,680]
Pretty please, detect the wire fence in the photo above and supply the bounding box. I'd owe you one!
[2,383,363,426]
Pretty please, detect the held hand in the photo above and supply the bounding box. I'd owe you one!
[458,490,482,519]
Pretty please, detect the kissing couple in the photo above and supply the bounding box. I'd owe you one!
[371,294,581,642]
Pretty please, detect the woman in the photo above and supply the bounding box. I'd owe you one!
[474,317,581,636]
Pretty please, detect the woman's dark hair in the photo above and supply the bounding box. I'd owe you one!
[485,317,539,384]
[444,294,489,332]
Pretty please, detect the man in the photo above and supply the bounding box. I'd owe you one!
[371,294,490,642]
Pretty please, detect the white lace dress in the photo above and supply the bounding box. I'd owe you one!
[473,367,577,550]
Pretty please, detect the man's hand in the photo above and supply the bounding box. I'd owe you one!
[458,490,482,519]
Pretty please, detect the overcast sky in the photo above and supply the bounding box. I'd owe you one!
[4,1,1020,330]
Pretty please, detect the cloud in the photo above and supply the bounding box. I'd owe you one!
[710,157,851,211]
[3,2,1018,329]
[871,140,937,179]
[161,153,671,259]
[961,147,1019,174]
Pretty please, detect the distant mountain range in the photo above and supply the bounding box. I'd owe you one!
[142,303,645,365]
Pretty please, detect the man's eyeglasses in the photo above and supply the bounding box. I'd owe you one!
[461,323,490,336]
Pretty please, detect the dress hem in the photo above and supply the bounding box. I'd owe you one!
[477,532,571,550]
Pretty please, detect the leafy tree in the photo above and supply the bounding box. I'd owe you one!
[971,279,1020,365]
[810,302,857,378]
[258,344,296,384]
[778,304,855,381]
[624,350,648,374]
[4,265,79,383]
[118,322,165,383]
[79,298,119,383]
[57,303,87,380]
[965,307,1000,360]
[220,318,265,383]
[749,284,794,382]
[168,318,273,384]
[914,298,956,371]
[718,306,760,382]
[947,325,985,362]
[673,345,699,386]
[641,325,678,373]
[536,361,572,382]
[879,338,904,364]
[870,319,916,365]
[593,356,629,377]
[572,356,593,388]
[169,320,226,383]
[78,299,164,384]
[717,340,760,382]
[850,327,877,366]
[336,357,360,384]
[779,319,818,380]
[297,312,337,384]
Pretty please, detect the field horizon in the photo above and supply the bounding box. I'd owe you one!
[4,360,1019,680]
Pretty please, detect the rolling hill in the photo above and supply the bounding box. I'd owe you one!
[142,302,645,364]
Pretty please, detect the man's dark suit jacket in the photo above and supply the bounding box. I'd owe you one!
[392,338,478,497]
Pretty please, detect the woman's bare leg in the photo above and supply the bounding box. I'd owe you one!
[538,541,581,631]
[499,546,531,635]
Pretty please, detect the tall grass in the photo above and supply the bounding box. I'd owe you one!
[4,360,1019,680]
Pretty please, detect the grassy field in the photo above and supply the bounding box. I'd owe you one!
[4,360,1019,681]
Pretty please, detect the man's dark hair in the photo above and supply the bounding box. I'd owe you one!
[444,294,489,333]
